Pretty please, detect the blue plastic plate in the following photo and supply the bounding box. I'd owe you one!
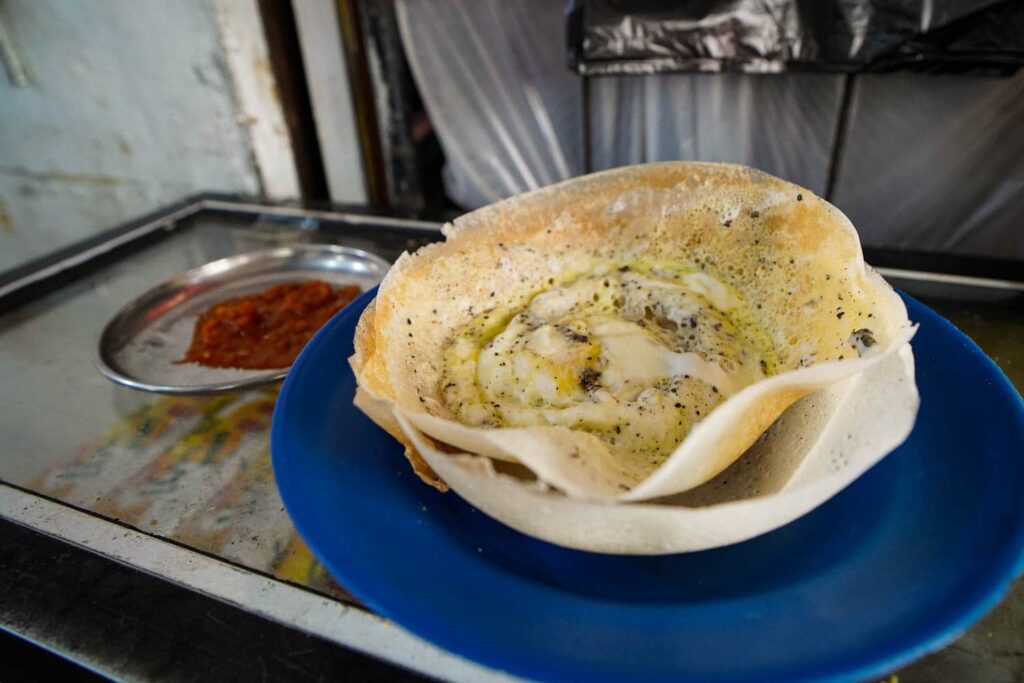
[272,289,1024,682]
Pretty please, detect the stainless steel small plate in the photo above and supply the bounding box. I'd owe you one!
[97,245,389,394]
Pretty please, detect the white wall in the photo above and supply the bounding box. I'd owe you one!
[0,0,297,271]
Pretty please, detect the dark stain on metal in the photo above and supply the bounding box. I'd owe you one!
[0,197,13,235]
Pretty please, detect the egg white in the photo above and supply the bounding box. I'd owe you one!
[440,262,775,465]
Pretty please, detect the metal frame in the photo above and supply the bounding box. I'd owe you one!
[3,195,1021,311]
[874,267,1024,292]
[0,195,443,305]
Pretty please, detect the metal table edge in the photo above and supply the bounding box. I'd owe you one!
[0,195,446,306]
[0,482,516,683]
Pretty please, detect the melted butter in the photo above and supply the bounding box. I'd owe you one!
[440,261,776,464]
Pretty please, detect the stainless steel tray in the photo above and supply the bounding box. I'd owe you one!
[96,244,389,393]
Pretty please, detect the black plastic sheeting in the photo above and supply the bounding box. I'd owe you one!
[567,0,1024,75]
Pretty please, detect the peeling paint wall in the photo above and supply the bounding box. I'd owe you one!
[0,0,269,271]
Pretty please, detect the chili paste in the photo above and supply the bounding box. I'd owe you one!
[181,280,360,369]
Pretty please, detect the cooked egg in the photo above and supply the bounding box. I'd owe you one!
[440,261,776,465]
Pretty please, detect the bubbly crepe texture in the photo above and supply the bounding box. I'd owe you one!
[350,163,916,520]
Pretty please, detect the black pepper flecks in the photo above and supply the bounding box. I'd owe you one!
[853,328,876,346]
[579,368,602,392]
[562,327,590,344]
[849,328,877,356]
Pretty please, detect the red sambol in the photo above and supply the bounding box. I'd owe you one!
[181,280,360,369]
